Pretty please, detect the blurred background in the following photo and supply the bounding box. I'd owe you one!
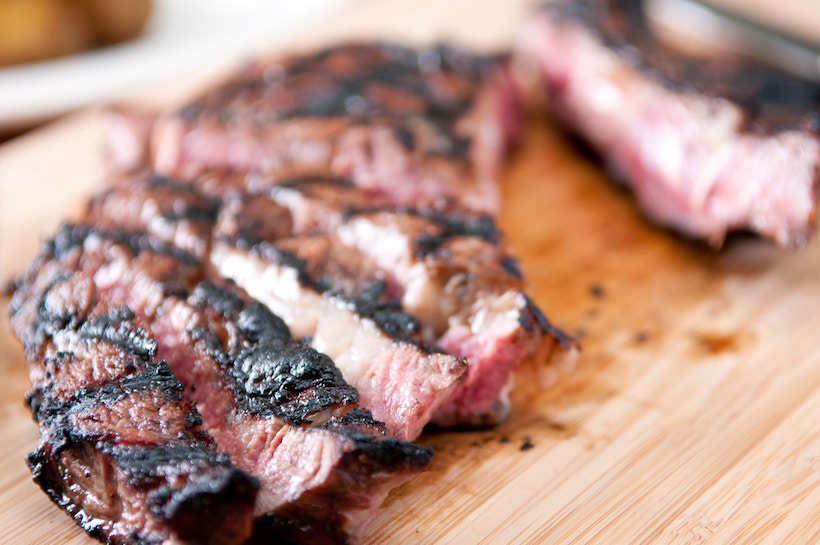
[1,0,820,141]
[0,0,348,138]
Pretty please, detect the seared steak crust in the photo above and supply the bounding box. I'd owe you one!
[542,0,820,134]
[146,42,519,214]
[11,201,433,544]
[210,176,573,429]
[10,39,575,544]
[9,248,259,545]
[519,0,820,247]
[156,279,433,543]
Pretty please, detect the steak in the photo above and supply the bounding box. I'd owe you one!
[156,280,433,544]
[9,216,433,545]
[10,38,578,544]
[116,42,520,215]
[210,176,575,429]
[518,0,820,248]
[9,237,259,545]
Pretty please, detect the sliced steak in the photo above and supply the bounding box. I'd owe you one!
[141,42,520,215]
[9,248,258,545]
[210,177,575,430]
[211,191,468,441]
[10,219,433,544]
[85,173,469,440]
[157,280,432,544]
[518,0,820,248]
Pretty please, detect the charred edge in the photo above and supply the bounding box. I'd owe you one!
[179,42,498,157]
[541,0,820,133]
[351,280,423,344]
[346,434,434,472]
[103,442,247,487]
[17,271,81,358]
[232,238,324,293]
[190,280,292,344]
[500,256,524,280]
[31,361,186,425]
[249,513,350,545]
[50,223,201,267]
[144,175,221,223]
[78,307,158,361]
[278,176,358,192]
[326,407,386,431]
[146,462,259,543]
[358,304,423,344]
[320,408,434,469]
[520,294,578,351]
[413,212,501,255]
[26,437,259,544]
[229,342,359,423]
[189,280,244,316]
[237,301,293,344]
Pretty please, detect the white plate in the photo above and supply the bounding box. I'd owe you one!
[0,0,346,129]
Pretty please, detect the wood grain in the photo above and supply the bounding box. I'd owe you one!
[1,0,819,544]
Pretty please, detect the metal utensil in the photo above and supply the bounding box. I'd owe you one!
[645,0,820,81]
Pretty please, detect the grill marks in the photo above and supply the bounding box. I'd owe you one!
[11,193,434,544]
[213,176,571,428]
[10,42,573,544]
[143,42,519,215]
[154,279,432,542]
[9,255,259,545]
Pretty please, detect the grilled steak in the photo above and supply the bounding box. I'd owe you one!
[9,237,259,545]
[518,0,820,248]
[10,180,433,544]
[10,38,577,545]
[156,279,433,544]
[210,188,469,441]
[211,176,574,428]
[120,42,520,215]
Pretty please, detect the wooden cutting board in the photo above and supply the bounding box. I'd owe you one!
[1,1,819,543]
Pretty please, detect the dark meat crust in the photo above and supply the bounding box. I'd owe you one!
[156,278,433,543]
[147,42,519,215]
[210,176,574,430]
[182,279,360,425]
[10,210,433,544]
[540,0,820,135]
[179,42,497,136]
[9,254,259,545]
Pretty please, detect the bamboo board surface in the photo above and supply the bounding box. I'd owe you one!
[1,1,819,543]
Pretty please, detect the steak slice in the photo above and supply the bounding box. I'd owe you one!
[518,0,820,248]
[10,218,433,544]
[140,42,520,215]
[211,191,468,441]
[210,177,575,431]
[156,280,433,544]
[9,248,258,545]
